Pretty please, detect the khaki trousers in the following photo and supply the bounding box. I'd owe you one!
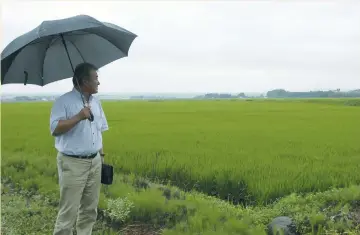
[53,152,102,235]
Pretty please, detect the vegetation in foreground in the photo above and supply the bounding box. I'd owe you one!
[1,98,360,234]
[2,173,360,234]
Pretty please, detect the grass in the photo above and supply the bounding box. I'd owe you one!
[1,98,360,234]
[2,168,360,234]
[0,183,121,235]
[2,99,360,205]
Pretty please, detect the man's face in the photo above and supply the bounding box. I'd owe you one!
[84,69,100,94]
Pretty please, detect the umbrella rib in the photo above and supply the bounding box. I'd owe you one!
[83,29,128,56]
[66,40,86,62]
[1,50,21,84]
[40,36,85,86]
[40,38,57,86]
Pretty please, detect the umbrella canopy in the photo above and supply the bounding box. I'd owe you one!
[1,14,137,86]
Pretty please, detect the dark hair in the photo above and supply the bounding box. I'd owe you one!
[72,62,98,87]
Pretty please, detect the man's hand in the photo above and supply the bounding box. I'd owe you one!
[77,107,92,120]
[99,149,105,163]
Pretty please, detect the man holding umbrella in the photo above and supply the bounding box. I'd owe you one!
[50,62,108,234]
[1,14,137,235]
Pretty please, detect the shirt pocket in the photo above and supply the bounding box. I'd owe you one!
[91,106,103,131]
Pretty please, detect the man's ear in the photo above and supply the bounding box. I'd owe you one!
[83,78,90,87]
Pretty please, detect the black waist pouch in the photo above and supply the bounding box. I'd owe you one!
[101,163,113,185]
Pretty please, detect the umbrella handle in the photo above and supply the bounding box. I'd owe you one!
[84,102,94,122]
[88,111,94,122]
[84,103,94,122]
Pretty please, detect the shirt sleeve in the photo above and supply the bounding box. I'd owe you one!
[50,98,67,136]
[99,101,109,132]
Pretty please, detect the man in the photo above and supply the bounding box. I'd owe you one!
[50,62,109,235]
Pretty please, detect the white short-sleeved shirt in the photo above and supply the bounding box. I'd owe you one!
[49,87,109,156]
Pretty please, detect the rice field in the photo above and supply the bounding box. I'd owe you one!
[2,98,360,205]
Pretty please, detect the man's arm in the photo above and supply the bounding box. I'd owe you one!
[99,101,109,132]
[99,100,109,158]
[51,109,91,136]
[52,115,82,136]
[50,99,67,136]
[50,98,89,136]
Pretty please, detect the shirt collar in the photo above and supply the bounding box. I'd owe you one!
[72,87,93,102]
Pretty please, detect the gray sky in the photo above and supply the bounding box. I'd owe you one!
[1,1,360,94]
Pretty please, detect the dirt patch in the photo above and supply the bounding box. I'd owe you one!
[120,223,161,235]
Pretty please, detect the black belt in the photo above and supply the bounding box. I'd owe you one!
[63,152,98,159]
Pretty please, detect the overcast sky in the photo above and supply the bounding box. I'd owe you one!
[1,1,360,94]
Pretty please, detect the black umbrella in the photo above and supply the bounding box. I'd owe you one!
[1,14,137,120]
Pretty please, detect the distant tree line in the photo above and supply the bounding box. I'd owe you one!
[194,93,263,99]
[194,89,360,99]
[266,89,360,98]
